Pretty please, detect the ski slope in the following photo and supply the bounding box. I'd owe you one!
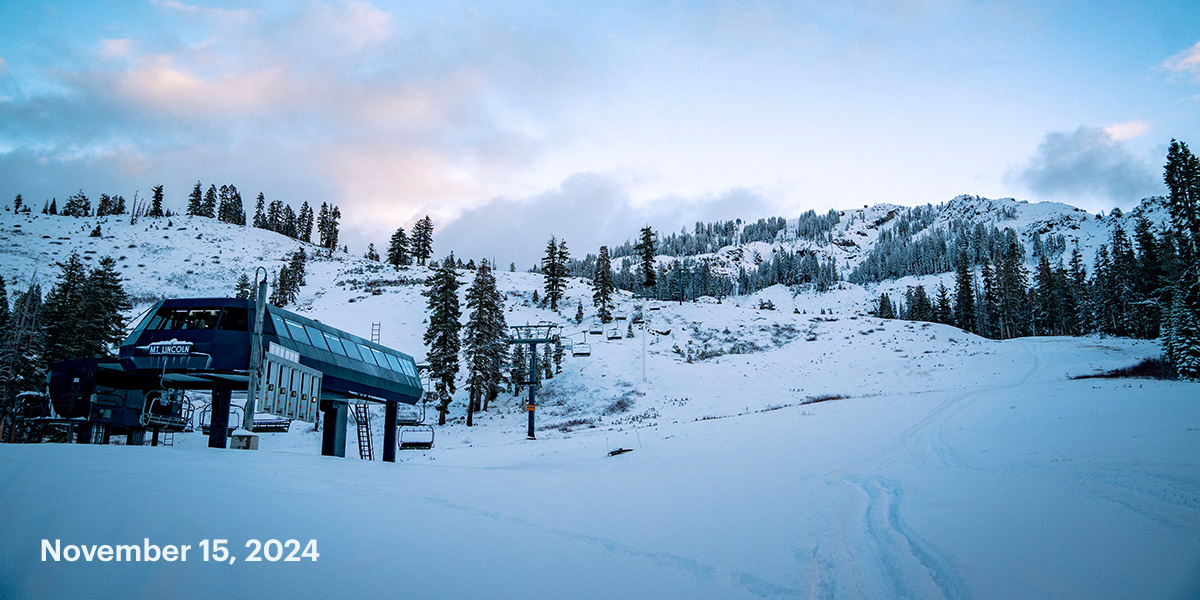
[2,334,1197,599]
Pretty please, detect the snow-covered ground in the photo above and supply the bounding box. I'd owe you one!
[2,206,1199,599]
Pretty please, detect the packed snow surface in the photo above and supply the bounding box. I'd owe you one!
[2,333,1197,599]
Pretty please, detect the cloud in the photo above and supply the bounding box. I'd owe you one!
[1102,120,1150,141]
[1013,126,1161,208]
[100,39,134,59]
[1164,41,1200,81]
[430,173,781,268]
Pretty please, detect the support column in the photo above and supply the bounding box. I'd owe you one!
[76,423,93,444]
[208,379,232,449]
[383,401,397,463]
[320,402,347,458]
[127,429,145,447]
[151,428,160,447]
[527,342,537,440]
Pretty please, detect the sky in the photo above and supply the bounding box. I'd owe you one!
[1,1,1198,267]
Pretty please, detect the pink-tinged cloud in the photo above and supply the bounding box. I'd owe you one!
[115,56,285,116]
[100,39,134,59]
[1164,41,1200,81]
[1102,120,1150,141]
[297,0,392,51]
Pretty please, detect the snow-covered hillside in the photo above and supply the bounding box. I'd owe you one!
[1,201,1198,599]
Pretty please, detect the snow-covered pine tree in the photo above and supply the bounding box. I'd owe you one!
[463,260,508,424]
[424,257,462,425]
[96,194,113,217]
[542,236,566,310]
[81,257,131,358]
[934,282,953,325]
[387,227,410,267]
[298,201,313,242]
[186,182,202,217]
[233,273,253,299]
[38,253,91,368]
[953,246,975,333]
[411,216,434,265]
[634,226,657,292]
[202,184,218,219]
[365,244,380,262]
[62,190,91,217]
[150,185,165,218]
[592,246,615,323]
[574,301,583,324]
[553,339,564,372]
[253,193,268,229]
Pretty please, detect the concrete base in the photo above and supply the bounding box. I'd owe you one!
[230,433,259,450]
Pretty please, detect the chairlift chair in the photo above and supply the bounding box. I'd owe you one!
[589,318,604,335]
[397,400,434,450]
[572,343,592,357]
[606,328,622,340]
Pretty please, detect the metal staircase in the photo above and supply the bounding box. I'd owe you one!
[352,404,373,460]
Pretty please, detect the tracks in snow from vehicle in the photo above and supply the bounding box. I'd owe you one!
[813,340,1046,600]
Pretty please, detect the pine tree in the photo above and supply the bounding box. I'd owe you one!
[62,190,91,217]
[574,301,583,324]
[1133,216,1164,338]
[39,253,94,368]
[424,258,462,425]
[387,227,410,267]
[934,282,953,325]
[365,243,380,261]
[96,194,113,217]
[634,226,657,292]
[217,185,233,223]
[267,199,283,233]
[233,273,253,299]
[12,194,22,213]
[150,185,165,217]
[253,193,268,229]
[201,185,217,218]
[1033,254,1056,336]
[281,203,298,238]
[81,257,131,358]
[592,246,615,323]
[187,182,203,216]
[297,201,313,242]
[411,216,434,265]
[542,236,566,310]
[953,246,976,333]
[875,293,896,319]
[0,281,43,422]
[318,204,342,251]
[463,260,507,424]
[48,199,57,215]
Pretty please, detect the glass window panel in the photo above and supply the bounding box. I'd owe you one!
[358,344,378,366]
[323,332,347,356]
[340,339,362,360]
[270,313,290,339]
[285,320,311,345]
[371,348,390,369]
[218,307,248,331]
[185,309,221,330]
[404,361,416,378]
[304,326,329,351]
[384,353,403,372]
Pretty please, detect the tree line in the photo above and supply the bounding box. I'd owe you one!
[874,139,1200,379]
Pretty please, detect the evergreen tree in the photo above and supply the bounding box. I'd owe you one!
[511,343,527,396]
[411,216,434,265]
[267,199,283,233]
[281,203,298,238]
[317,204,342,251]
[268,266,291,307]
[1033,254,1056,335]
[96,193,113,217]
[634,226,657,292]
[463,260,507,424]
[150,185,165,218]
[81,257,131,358]
[574,301,584,324]
[0,280,43,424]
[424,258,462,425]
[592,246,615,323]
[875,293,896,319]
[387,227,410,267]
[906,285,933,323]
[253,193,268,229]
[297,201,313,242]
[62,190,92,217]
[1164,139,1200,244]
[201,184,218,218]
[953,247,976,333]
[12,194,22,213]
[187,182,203,216]
[113,195,126,215]
[934,282,953,325]
[48,199,57,215]
[542,236,566,310]
[233,273,253,299]
[217,185,233,223]
[365,243,380,261]
[1133,216,1164,338]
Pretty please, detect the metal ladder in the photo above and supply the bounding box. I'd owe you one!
[352,404,373,460]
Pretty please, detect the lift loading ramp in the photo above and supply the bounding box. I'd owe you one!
[253,343,322,423]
